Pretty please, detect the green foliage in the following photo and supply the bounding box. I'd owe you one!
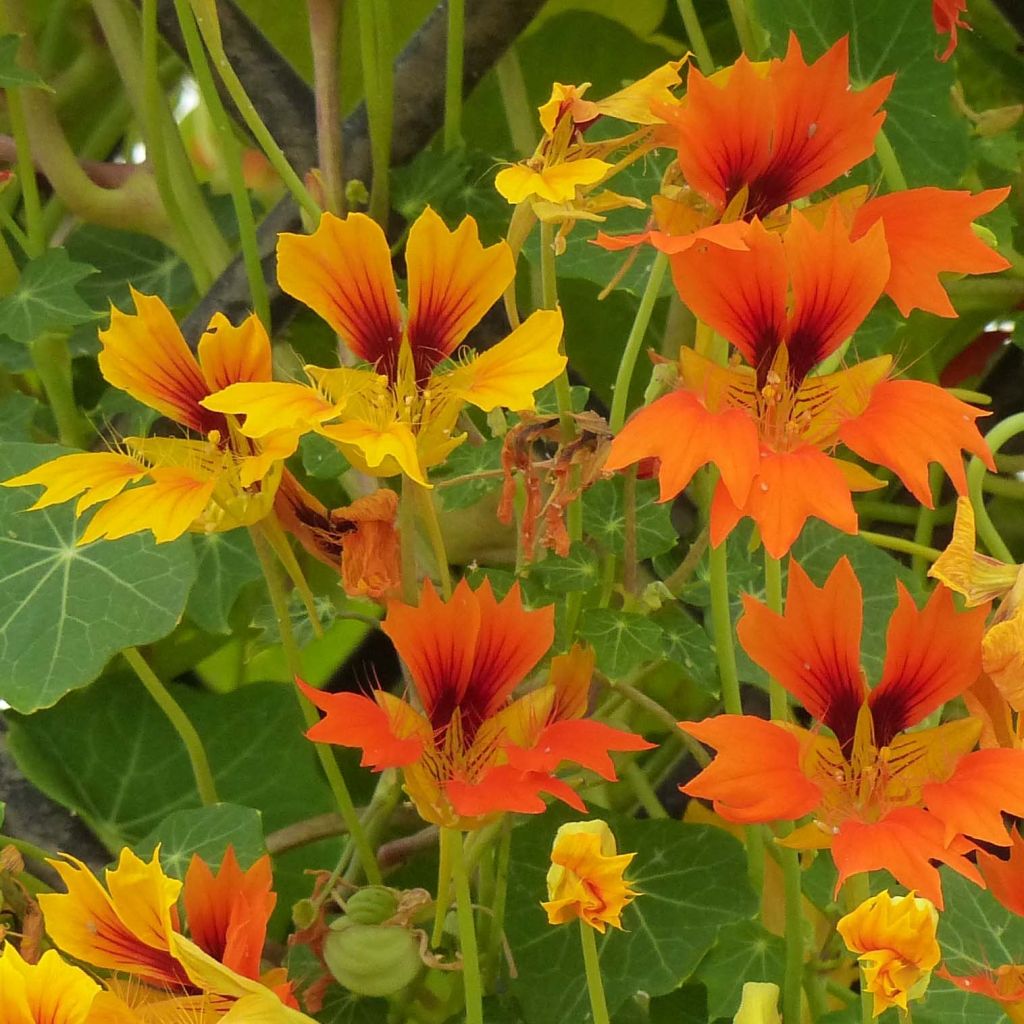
[0,444,196,712]
[584,477,678,560]
[186,529,263,635]
[0,249,98,344]
[136,804,266,877]
[579,608,666,677]
[0,34,52,89]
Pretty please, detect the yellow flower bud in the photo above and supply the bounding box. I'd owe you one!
[837,890,940,1016]
[541,820,638,933]
[733,982,782,1024]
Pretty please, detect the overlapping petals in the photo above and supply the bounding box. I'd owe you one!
[300,578,651,829]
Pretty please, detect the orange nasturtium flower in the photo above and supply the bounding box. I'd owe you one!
[299,578,652,829]
[679,557,1024,907]
[933,0,970,61]
[203,208,565,487]
[605,205,994,556]
[542,820,639,932]
[837,891,940,1016]
[0,943,104,1024]
[38,846,308,1021]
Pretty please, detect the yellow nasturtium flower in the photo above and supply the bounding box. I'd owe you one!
[542,819,638,933]
[837,890,940,1016]
[0,943,103,1024]
[203,207,566,486]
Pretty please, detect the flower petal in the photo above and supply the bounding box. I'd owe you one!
[507,719,654,780]
[495,159,611,204]
[3,451,146,513]
[202,380,341,439]
[197,311,273,391]
[320,418,428,485]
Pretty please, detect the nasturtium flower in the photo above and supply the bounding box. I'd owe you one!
[680,557,1024,907]
[38,846,307,1021]
[931,497,1024,709]
[942,965,1024,1024]
[3,290,293,544]
[299,578,652,829]
[933,0,970,60]
[837,891,940,1016]
[542,820,638,932]
[0,943,102,1024]
[605,205,994,556]
[203,208,566,486]
[977,828,1024,917]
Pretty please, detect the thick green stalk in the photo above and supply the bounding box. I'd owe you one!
[579,920,610,1024]
[968,412,1024,563]
[432,825,455,947]
[0,834,54,865]
[449,828,483,1024]
[5,87,43,255]
[912,464,943,581]
[307,0,345,214]
[123,646,220,806]
[483,818,512,985]
[675,0,715,73]
[399,475,419,604]
[357,0,392,224]
[494,45,535,157]
[413,480,453,599]
[30,333,91,448]
[780,841,805,1024]
[249,527,382,884]
[859,530,941,563]
[874,127,908,192]
[708,540,742,716]
[444,0,465,150]
[763,551,787,721]
[173,0,270,326]
[622,760,668,819]
[608,252,668,433]
[725,0,758,54]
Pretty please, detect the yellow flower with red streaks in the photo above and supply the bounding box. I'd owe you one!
[0,943,104,1024]
[542,820,638,933]
[2,290,292,544]
[38,845,310,1022]
[605,203,995,557]
[837,890,940,1016]
[203,208,566,487]
[299,578,653,830]
[599,34,1009,318]
[679,556,1024,908]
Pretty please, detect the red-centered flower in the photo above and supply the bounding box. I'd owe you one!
[678,557,1024,907]
[654,34,893,221]
[299,578,652,829]
[933,0,970,60]
[604,205,994,556]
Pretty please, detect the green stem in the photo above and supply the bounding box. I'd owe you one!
[763,551,787,721]
[432,822,455,947]
[192,2,321,222]
[579,920,610,1024]
[912,464,943,582]
[30,333,90,448]
[0,834,54,865]
[494,44,535,157]
[449,828,483,1024]
[859,530,940,563]
[483,817,511,985]
[249,526,383,885]
[307,0,345,215]
[842,874,873,1024]
[357,0,392,224]
[609,252,668,433]
[413,479,453,599]
[725,0,758,55]
[400,475,419,604]
[123,646,219,806]
[173,0,270,327]
[874,126,908,192]
[675,0,715,73]
[968,413,1024,563]
[5,87,43,255]
[709,539,742,716]
[779,840,804,1024]
[444,0,465,151]
[622,468,638,595]
[622,760,668,818]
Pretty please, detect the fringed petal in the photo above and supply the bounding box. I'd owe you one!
[197,312,273,391]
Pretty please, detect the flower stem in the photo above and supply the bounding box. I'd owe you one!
[449,828,483,1024]
[30,332,91,449]
[4,86,43,256]
[122,646,219,807]
[874,126,908,192]
[0,834,54,866]
[307,0,345,215]
[413,479,453,599]
[968,412,1024,563]
[400,475,420,604]
[357,0,393,224]
[763,551,787,721]
[622,759,668,818]
[780,840,805,1024]
[483,817,512,985]
[675,0,715,73]
[708,539,742,716]
[725,0,759,55]
[249,526,383,885]
[579,919,611,1024]
[609,252,668,434]
[859,530,941,563]
[173,0,270,327]
[912,464,943,582]
[444,0,465,151]
[495,44,535,157]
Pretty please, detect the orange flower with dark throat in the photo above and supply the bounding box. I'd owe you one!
[679,558,1024,907]
[300,579,652,829]
[605,204,994,556]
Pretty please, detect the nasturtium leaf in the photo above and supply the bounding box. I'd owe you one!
[5,676,351,930]
[300,432,350,480]
[695,919,786,1018]
[65,225,194,310]
[434,436,504,511]
[578,608,665,678]
[649,984,709,1024]
[187,529,262,635]
[0,443,196,713]
[136,804,266,877]
[0,392,37,441]
[0,34,52,89]
[505,815,757,1023]
[530,541,602,593]
[584,477,678,560]
[0,249,99,344]
[760,0,969,187]
[315,991,392,1023]
[652,604,718,694]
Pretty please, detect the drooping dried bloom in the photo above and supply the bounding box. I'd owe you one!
[542,820,638,932]
[837,891,940,1016]
[300,579,652,829]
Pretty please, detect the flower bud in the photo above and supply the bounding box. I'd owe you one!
[345,885,400,925]
[733,982,781,1024]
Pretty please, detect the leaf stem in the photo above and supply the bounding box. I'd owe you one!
[249,525,383,885]
[859,530,941,563]
[307,0,345,215]
[4,86,43,256]
[874,126,908,192]
[483,817,512,985]
[494,44,535,157]
[579,919,610,1024]
[357,0,392,224]
[968,412,1024,563]
[30,332,91,449]
[912,464,943,582]
[708,539,742,715]
[675,0,715,73]
[122,645,219,807]
[413,479,452,599]
[432,825,455,947]
[444,0,465,151]
[621,759,668,818]
[763,550,787,721]
[449,827,484,1024]
[400,475,420,604]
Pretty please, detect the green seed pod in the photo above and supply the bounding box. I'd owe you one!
[291,898,318,931]
[345,885,400,925]
[324,921,422,997]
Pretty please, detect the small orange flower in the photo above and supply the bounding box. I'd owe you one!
[542,820,638,932]
[837,890,940,1016]
[299,579,653,829]
[933,0,970,60]
[942,965,1024,1024]
[680,557,1024,907]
